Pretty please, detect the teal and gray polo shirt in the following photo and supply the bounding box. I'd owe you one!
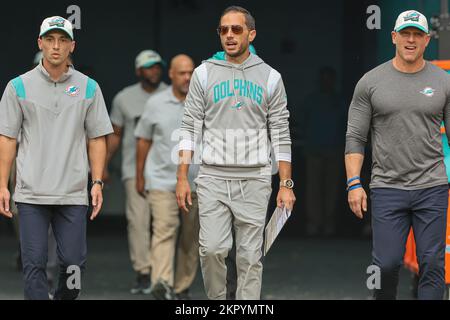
[0,61,113,205]
[135,86,199,192]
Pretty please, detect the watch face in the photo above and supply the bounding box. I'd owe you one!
[282,179,294,189]
[92,180,104,189]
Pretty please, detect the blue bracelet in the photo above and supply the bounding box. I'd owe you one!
[347,183,362,192]
[347,176,361,185]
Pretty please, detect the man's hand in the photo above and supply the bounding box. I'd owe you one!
[90,184,103,221]
[0,187,12,218]
[136,175,146,198]
[176,178,192,214]
[347,187,367,219]
[277,187,296,211]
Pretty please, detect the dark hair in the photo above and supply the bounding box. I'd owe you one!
[219,6,255,30]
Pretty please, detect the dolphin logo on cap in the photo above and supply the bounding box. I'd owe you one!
[49,17,66,27]
[404,11,420,22]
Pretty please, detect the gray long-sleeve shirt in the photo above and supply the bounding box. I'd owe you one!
[345,60,450,190]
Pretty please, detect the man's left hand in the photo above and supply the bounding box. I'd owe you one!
[277,187,296,211]
[90,184,103,220]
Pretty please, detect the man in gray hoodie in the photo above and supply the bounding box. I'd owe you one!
[176,6,295,300]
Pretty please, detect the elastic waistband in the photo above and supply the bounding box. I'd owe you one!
[199,163,272,180]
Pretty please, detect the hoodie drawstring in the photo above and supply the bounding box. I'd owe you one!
[231,67,241,109]
[238,180,246,201]
[225,180,246,202]
[226,180,232,201]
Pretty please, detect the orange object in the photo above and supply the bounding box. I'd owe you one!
[446,192,450,284]
[404,229,419,274]
[431,60,450,70]
[403,190,450,284]
[403,60,450,283]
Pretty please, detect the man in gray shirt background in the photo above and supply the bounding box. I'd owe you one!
[107,50,168,294]
[135,54,199,300]
[0,16,113,299]
[345,10,450,300]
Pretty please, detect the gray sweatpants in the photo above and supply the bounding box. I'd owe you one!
[195,176,271,300]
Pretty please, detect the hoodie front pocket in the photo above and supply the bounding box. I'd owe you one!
[201,128,270,167]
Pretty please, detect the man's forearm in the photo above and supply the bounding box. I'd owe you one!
[0,135,17,188]
[88,136,107,181]
[278,161,292,181]
[106,133,121,163]
[136,138,151,178]
[106,125,122,163]
[177,150,193,180]
[345,153,364,181]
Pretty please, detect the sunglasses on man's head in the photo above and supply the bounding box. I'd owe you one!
[217,25,245,35]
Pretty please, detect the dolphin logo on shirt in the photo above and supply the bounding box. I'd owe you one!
[65,86,80,97]
[420,87,435,97]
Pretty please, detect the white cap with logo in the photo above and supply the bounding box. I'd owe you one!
[394,10,429,34]
[135,50,166,69]
[39,16,74,40]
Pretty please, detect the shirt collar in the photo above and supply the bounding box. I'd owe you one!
[166,86,185,105]
[37,59,74,83]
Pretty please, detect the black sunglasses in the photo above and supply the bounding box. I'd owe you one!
[217,25,245,36]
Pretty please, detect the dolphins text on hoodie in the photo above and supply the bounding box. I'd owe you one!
[180,53,292,179]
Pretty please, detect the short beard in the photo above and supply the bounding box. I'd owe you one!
[140,76,160,88]
[225,44,248,58]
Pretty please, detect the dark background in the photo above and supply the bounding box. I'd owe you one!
[0,0,445,238]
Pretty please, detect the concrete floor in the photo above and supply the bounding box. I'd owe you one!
[0,233,416,300]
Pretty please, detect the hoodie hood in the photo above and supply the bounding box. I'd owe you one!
[206,52,264,70]
[210,51,226,61]
[209,44,257,61]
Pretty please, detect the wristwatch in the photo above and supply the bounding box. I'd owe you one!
[280,179,294,189]
[92,179,104,190]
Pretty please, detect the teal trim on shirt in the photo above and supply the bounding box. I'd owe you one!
[442,131,450,183]
[12,77,26,99]
[86,78,97,99]
[444,69,450,183]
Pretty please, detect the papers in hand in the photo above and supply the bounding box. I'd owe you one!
[264,206,291,256]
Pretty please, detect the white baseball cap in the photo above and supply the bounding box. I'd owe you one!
[39,16,74,40]
[135,50,166,69]
[394,10,429,34]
